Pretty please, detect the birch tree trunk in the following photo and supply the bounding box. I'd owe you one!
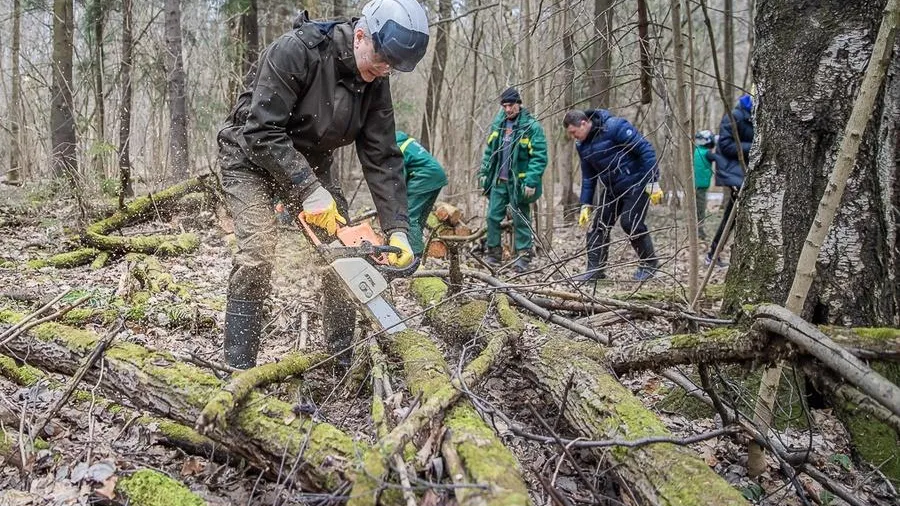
[118,0,134,204]
[6,0,22,184]
[725,0,900,327]
[165,0,190,183]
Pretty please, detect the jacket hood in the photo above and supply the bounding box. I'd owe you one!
[292,11,311,28]
[584,109,611,142]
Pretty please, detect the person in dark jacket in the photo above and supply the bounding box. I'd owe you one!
[216,0,429,369]
[396,130,448,257]
[705,93,754,268]
[563,109,663,282]
[478,87,548,273]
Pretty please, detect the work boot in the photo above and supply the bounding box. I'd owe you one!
[573,268,606,283]
[484,246,503,267]
[512,250,533,273]
[631,234,660,281]
[322,273,357,370]
[224,299,265,369]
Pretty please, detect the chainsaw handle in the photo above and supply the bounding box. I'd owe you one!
[375,256,420,280]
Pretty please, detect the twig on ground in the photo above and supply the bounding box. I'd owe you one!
[0,294,92,347]
[0,290,71,341]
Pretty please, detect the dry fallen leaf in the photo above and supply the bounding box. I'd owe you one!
[181,456,207,477]
[94,476,118,500]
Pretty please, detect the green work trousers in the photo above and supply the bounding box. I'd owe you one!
[408,188,441,256]
[486,180,533,253]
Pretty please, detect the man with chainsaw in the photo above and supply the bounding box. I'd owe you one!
[216,0,429,369]
[478,87,548,273]
[563,109,662,282]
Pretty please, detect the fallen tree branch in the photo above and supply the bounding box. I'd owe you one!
[0,294,92,347]
[84,176,210,255]
[755,305,900,418]
[0,312,360,491]
[0,290,70,341]
[196,352,328,433]
[26,248,102,269]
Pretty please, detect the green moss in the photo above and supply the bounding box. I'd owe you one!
[0,314,99,352]
[391,330,450,398]
[91,251,111,269]
[25,248,101,270]
[0,354,45,386]
[409,277,449,306]
[137,416,210,446]
[117,469,205,506]
[445,404,529,505]
[670,328,742,349]
[722,241,780,316]
[852,327,900,341]
[62,308,96,324]
[841,406,900,485]
[32,438,50,450]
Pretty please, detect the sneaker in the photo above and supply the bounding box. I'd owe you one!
[704,253,729,268]
[633,265,656,281]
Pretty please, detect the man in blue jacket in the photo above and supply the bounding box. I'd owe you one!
[563,109,663,282]
[705,94,754,268]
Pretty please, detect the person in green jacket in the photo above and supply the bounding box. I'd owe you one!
[396,130,448,257]
[693,130,715,240]
[478,87,548,273]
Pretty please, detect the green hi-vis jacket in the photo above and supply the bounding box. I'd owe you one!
[478,107,548,205]
[396,131,448,195]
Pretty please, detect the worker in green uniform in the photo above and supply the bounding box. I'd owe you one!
[396,130,448,257]
[478,87,548,273]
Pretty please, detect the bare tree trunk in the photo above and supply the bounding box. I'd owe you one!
[747,0,900,476]
[241,0,259,76]
[723,0,735,102]
[590,0,613,107]
[464,0,484,215]
[419,0,451,151]
[6,0,22,185]
[671,0,699,300]
[118,0,134,204]
[50,0,78,185]
[90,0,107,178]
[165,0,190,183]
[559,9,579,223]
[333,0,346,18]
[637,0,652,104]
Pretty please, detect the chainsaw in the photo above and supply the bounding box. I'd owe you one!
[297,213,417,334]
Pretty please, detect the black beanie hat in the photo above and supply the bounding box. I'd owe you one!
[500,87,522,104]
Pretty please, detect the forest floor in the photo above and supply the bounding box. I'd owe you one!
[0,181,893,506]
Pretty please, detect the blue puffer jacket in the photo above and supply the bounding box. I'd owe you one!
[714,101,754,187]
[577,109,658,204]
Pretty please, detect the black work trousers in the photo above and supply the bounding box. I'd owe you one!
[586,186,656,272]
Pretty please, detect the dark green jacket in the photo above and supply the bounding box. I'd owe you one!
[479,108,548,204]
[217,12,408,232]
[396,131,448,194]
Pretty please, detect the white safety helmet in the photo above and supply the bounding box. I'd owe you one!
[361,0,429,72]
[694,130,715,147]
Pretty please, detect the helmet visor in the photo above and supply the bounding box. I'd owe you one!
[372,19,429,72]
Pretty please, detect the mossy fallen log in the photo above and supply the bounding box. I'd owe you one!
[523,332,747,505]
[26,247,102,270]
[0,311,360,491]
[410,277,489,345]
[379,328,528,506]
[84,177,209,255]
[0,353,221,460]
